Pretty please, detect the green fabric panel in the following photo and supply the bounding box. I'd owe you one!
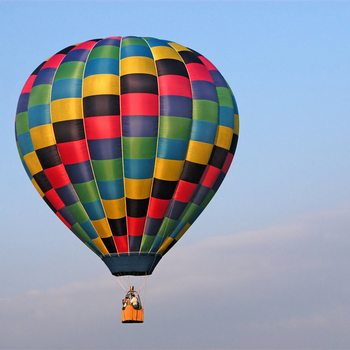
[159,116,192,140]
[87,45,120,60]
[201,189,215,209]
[192,100,218,123]
[28,85,51,107]
[156,217,176,238]
[140,234,155,252]
[180,202,199,223]
[54,61,85,81]
[121,37,149,47]
[16,112,29,135]
[16,142,23,160]
[71,222,91,241]
[122,137,157,159]
[91,159,123,181]
[216,87,234,108]
[73,181,100,203]
[67,202,90,223]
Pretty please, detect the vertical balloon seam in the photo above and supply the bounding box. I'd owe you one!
[80,38,119,256]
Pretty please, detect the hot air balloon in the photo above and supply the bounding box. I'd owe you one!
[15,36,239,322]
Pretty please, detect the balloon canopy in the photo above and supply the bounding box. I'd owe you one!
[15,36,239,276]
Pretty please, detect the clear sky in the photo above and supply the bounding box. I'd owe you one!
[1,1,350,349]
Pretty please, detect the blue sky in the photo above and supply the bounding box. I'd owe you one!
[1,1,350,349]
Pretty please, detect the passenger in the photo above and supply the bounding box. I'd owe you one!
[130,293,139,309]
[122,296,130,309]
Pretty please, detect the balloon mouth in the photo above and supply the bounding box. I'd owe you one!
[102,252,162,276]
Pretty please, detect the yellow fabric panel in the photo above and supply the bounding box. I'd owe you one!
[120,57,157,76]
[157,237,174,255]
[186,140,213,165]
[151,46,182,61]
[234,113,239,135]
[125,178,152,200]
[92,218,113,238]
[215,125,234,150]
[31,178,44,197]
[102,198,126,219]
[175,223,191,241]
[154,158,184,181]
[51,98,83,123]
[168,42,191,52]
[23,151,43,175]
[92,237,109,255]
[30,124,56,150]
[83,74,120,97]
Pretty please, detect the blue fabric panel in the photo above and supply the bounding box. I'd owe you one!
[157,138,189,160]
[80,220,99,239]
[16,93,30,114]
[232,94,239,115]
[56,184,79,206]
[61,49,90,63]
[121,45,153,59]
[160,96,192,118]
[144,38,171,48]
[191,120,217,144]
[122,115,158,137]
[167,200,187,220]
[169,220,186,239]
[58,206,77,226]
[191,184,211,205]
[28,104,51,128]
[94,38,121,47]
[84,58,119,77]
[209,70,229,88]
[65,161,94,184]
[191,81,218,102]
[17,132,34,156]
[124,158,155,179]
[85,239,102,255]
[22,161,32,179]
[212,172,225,192]
[32,68,56,87]
[150,235,163,253]
[219,106,235,128]
[51,79,82,100]
[82,199,106,221]
[97,179,124,200]
[129,235,143,252]
[88,138,122,160]
[143,217,163,237]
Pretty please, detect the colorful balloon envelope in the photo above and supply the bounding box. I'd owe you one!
[15,36,239,276]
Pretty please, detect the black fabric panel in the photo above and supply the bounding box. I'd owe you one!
[53,119,85,143]
[31,61,46,75]
[151,179,178,200]
[162,239,177,255]
[108,217,127,236]
[83,95,120,117]
[179,50,204,65]
[120,74,158,94]
[180,161,206,184]
[36,145,62,169]
[102,236,118,253]
[43,195,56,213]
[126,198,149,217]
[56,45,76,55]
[229,133,239,155]
[156,59,189,77]
[34,171,53,193]
[208,145,229,169]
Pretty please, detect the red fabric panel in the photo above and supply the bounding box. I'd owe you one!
[198,56,218,71]
[173,180,197,203]
[56,211,72,228]
[186,63,213,82]
[201,165,221,188]
[21,75,36,94]
[113,235,128,253]
[158,75,192,98]
[42,54,65,69]
[127,217,146,236]
[222,153,234,174]
[57,140,90,165]
[121,93,158,116]
[84,115,121,139]
[72,41,97,50]
[148,198,171,219]
[44,164,71,188]
[45,188,65,210]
